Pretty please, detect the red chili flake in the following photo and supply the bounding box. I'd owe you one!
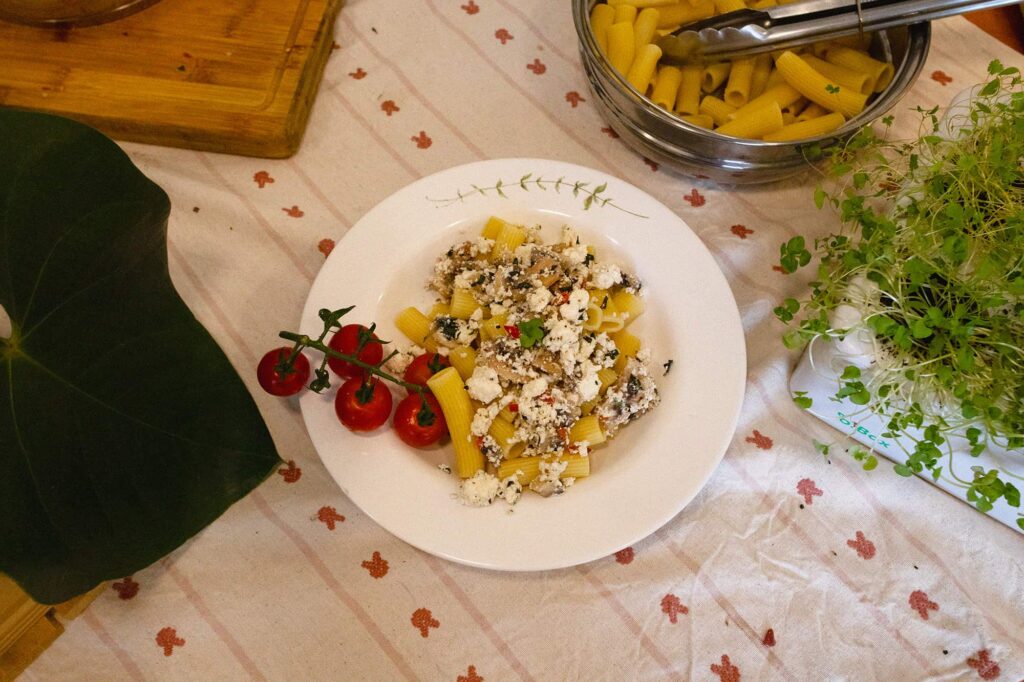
[504,325,520,339]
[558,291,571,304]
[540,394,555,405]
[508,402,519,413]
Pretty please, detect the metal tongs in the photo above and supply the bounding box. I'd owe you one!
[657,0,1021,63]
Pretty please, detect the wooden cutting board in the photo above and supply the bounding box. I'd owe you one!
[0,0,343,158]
[0,575,106,681]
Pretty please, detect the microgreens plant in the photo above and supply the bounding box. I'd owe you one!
[776,61,1024,527]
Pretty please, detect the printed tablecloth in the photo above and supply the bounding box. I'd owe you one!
[21,4,1024,680]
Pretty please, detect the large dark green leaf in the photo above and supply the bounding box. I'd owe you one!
[0,111,280,604]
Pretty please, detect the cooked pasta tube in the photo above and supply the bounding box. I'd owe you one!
[479,313,507,341]
[781,97,807,115]
[763,112,845,142]
[590,3,616,54]
[702,61,731,93]
[749,53,772,98]
[764,67,786,90]
[712,0,744,11]
[481,215,506,239]
[395,307,438,352]
[570,415,607,445]
[727,83,801,121]
[802,54,873,94]
[611,329,641,358]
[611,290,644,322]
[497,455,590,484]
[449,288,479,319]
[608,0,675,6]
[427,302,450,319]
[824,46,894,92]
[675,64,703,115]
[589,289,616,314]
[679,114,711,128]
[627,43,662,93]
[650,66,682,109]
[724,56,756,107]
[448,345,476,380]
[599,313,627,333]
[797,102,828,121]
[427,367,484,478]
[613,3,638,23]
[606,21,636,75]
[775,51,867,118]
[655,0,714,28]
[491,221,527,260]
[583,303,603,331]
[698,95,736,126]
[597,368,618,394]
[633,7,660,52]
[715,100,784,138]
[488,417,524,458]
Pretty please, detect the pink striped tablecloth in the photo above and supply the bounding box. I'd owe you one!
[22,5,1024,681]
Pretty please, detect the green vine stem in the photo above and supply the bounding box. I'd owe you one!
[426,173,650,219]
[278,330,425,394]
[276,307,433,417]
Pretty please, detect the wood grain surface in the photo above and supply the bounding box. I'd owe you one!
[0,0,343,158]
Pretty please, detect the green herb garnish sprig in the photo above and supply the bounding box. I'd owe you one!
[777,60,1024,528]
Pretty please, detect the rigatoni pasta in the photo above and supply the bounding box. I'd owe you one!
[589,0,896,141]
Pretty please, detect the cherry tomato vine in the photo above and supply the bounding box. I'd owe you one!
[261,306,440,435]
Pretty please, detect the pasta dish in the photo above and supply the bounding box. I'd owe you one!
[389,217,661,507]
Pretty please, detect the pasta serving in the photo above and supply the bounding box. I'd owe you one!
[591,0,896,141]
[390,217,661,507]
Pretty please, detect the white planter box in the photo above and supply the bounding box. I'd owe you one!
[791,339,1023,535]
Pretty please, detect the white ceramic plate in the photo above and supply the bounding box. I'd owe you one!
[299,159,745,571]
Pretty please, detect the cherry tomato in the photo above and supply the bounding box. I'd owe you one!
[393,393,448,447]
[257,347,310,396]
[335,376,393,432]
[327,324,384,378]
[403,352,450,389]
